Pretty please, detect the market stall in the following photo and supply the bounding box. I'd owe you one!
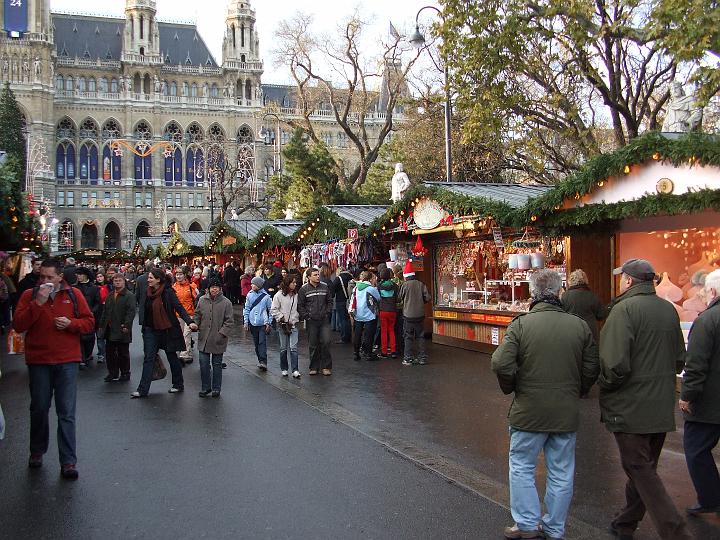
[370,182,553,352]
[525,132,720,341]
[206,219,303,268]
[132,236,170,260]
[166,231,212,265]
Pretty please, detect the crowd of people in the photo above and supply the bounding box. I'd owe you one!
[3,253,719,540]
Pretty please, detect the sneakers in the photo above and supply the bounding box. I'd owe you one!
[281,370,289,376]
[378,353,389,359]
[686,503,720,516]
[257,363,267,371]
[211,390,220,398]
[198,389,212,398]
[390,353,398,359]
[309,370,318,375]
[503,524,544,539]
[103,375,120,382]
[79,362,88,371]
[402,359,413,366]
[292,370,301,378]
[119,373,131,382]
[60,463,79,480]
[168,386,184,393]
[414,358,428,365]
[28,454,43,468]
[130,391,146,399]
[96,355,105,364]
[221,362,227,369]
[322,369,332,376]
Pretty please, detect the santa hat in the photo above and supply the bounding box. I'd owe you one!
[403,259,415,278]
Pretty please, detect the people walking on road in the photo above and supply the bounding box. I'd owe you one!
[172,266,199,365]
[333,266,353,344]
[194,277,233,398]
[349,271,380,362]
[98,274,136,382]
[271,275,301,378]
[391,263,405,356]
[561,269,607,343]
[398,260,430,366]
[17,257,41,295]
[244,276,273,371]
[131,268,197,398]
[377,268,399,358]
[262,264,281,298]
[298,267,333,376]
[680,268,720,517]
[223,261,240,304]
[599,258,692,540]
[491,269,599,540]
[75,267,101,369]
[12,259,95,479]
[95,271,110,362]
[240,265,254,306]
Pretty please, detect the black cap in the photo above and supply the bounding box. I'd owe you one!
[208,277,222,289]
[75,267,94,279]
[613,258,656,281]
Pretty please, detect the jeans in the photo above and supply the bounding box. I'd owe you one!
[96,334,106,358]
[306,319,331,371]
[28,363,79,465]
[403,319,426,362]
[335,302,351,343]
[105,340,130,378]
[178,318,193,360]
[612,432,692,539]
[509,428,576,538]
[249,325,268,365]
[137,327,184,395]
[379,311,397,354]
[684,420,720,508]
[277,326,299,372]
[353,319,377,357]
[198,351,223,392]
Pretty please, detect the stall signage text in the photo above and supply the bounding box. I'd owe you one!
[222,235,236,246]
[433,310,458,320]
[491,327,500,345]
[347,228,358,240]
[492,227,504,249]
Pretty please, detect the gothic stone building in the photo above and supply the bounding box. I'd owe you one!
[1,0,391,253]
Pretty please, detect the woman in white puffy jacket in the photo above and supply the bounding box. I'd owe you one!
[270,275,301,378]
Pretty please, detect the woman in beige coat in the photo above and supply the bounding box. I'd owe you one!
[193,277,234,397]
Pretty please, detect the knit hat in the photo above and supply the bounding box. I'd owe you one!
[251,276,265,288]
[403,259,415,278]
[208,277,222,289]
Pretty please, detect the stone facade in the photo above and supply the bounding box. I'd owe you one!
[1,0,390,253]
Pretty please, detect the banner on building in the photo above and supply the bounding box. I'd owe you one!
[4,0,28,35]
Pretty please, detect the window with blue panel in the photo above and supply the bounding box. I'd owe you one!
[165,152,173,185]
[56,144,65,178]
[79,143,98,183]
[174,148,183,185]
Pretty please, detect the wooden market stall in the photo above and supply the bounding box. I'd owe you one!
[166,231,212,265]
[132,236,170,260]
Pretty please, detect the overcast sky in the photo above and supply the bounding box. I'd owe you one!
[50,0,440,85]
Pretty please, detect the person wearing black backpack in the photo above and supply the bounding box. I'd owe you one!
[332,267,353,344]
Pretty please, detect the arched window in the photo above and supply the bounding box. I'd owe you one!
[134,120,152,140]
[185,122,203,144]
[134,148,152,182]
[210,84,218,98]
[56,117,76,140]
[78,77,86,92]
[191,83,198,97]
[165,147,183,185]
[101,144,122,183]
[231,24,236,48]
[88,77,96,93]
[133,73,141,93]
[55,75,64,91]
[79,142,99,183]
[164,121,183,142]
[99,77,108,93]
[140,15,144,40]
[65,76,74,91]
[170,82,177,96]
[182,82,189,96]
[186,147,202,186]
[111,78,118,93]
[208,124,225,142]
[56,142,76,180]
[245,80,251,100]
[79,118,99,139]
[101,118,121,140]
[143,74,151,94]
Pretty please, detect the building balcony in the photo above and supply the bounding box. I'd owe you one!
[53,89,262,110]
[222,59,264,73]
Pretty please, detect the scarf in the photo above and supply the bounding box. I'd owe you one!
[529,293,564,311]
[147,283,172,331]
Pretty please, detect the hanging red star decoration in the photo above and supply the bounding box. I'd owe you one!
[163,148,174,158]
[412,235,427,257]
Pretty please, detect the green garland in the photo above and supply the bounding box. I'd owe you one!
[289,207,357,244]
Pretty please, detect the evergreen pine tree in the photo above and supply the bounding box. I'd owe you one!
[0,82,26,181]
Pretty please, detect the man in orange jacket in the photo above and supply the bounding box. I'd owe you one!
[173,266,199,365]
[13,259,95,480]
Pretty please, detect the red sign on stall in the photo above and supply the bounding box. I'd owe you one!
[347,229,358,240]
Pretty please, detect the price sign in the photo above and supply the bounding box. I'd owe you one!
[347,228,358,240]
[491,326,500,345]
[492,227,504,249]
[5,0,28,34]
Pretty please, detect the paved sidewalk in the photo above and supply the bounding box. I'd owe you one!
[227,311,720,540]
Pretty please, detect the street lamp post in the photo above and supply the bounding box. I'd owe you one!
[409,6,452,183]
[259,112,282,180]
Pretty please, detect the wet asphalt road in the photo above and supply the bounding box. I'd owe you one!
[1,307,719,539]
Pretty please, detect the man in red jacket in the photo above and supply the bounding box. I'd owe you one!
[12,259,95,480]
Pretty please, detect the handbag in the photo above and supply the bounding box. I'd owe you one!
[151,353,167,380]
[279,322,293,335]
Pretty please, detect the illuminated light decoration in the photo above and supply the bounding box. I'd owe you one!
[400,210,405,216]
[597,181,605,187]
[530,215,538,222]
[381,226,386,231]
[574,193,580,200]
[390,218,394,223]
[623,165,631,174]
[653,153,661,160]
[373,233,377,237]
[410,202,415,207]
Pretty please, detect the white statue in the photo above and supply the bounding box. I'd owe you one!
[230,208,239,220]
[154,76,161,94]
[662,82,704,132]
[391,163,411,202]
[33,57,41,80]
[284,206,296,220]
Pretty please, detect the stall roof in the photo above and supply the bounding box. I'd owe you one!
[176,231,211,247]
[137,236,169,250]
[424,182,552,209]
[224,220,304,240]
[323,205,390,226]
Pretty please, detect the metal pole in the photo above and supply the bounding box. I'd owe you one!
[444,64,452,183]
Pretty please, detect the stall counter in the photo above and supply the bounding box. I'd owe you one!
[432,306,521,353]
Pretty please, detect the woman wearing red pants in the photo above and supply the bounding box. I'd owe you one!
[377,268,400,358]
